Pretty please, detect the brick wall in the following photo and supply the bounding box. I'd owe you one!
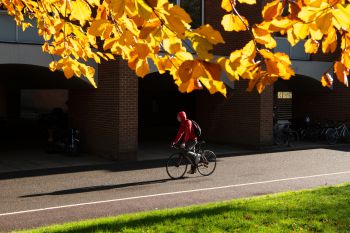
[293,81,350,122]
[196,81,273,147]
[68,59,138,160]
[199,1,273,147]
[204,0,262,56]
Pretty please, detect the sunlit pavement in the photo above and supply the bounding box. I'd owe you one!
[1,145,350,232]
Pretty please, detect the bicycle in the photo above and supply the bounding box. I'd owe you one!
[166,141,216,179]
[273,121,299,146]
[326,121,350,145]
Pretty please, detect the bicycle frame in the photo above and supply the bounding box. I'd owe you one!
[172,143,207,167]
[172,145,196,166]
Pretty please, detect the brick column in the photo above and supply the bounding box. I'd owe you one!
[116,60,138,161]
[69,59,138,161]
[259,85,274,146]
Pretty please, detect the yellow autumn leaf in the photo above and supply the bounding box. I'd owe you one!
[49,61,57,72]
[189,35,214,60]
[163,37,183,54]
[252,25,276,49]
[177,60,201,83]
[316,12,333,34]
[298,2,328,23]
[85,67,97,88]
[139,17,161,39]
[269,18,294,32]
[175,51,194,61]
[218,57,239,81]
[135,59,150,77]
[164,14,188,38]
[194,25,225,45]
[229,49,242,63]
[341,51,350,69]
[135,0,153,20]
[237,0,256,5]
[86,0,100,6]
[88,20,112,37]
[321,73,333,88]
[21,22,32,31]
[293,22,309,40]
[63,65,75,79]
[341,33,350,50]
[262,0,283,21]
[103,38,118,50]
[322,27,337,53]
[241,40,256,61]
[96,3,108,20]
[135,43,151,59]
[309,23,323,40]
[70,0,91,26]
[176,60,204,93]
[304,38,319,54]
[105,53,115,59]
[221,0,233,12]
[169,5,192,24]
[201,61,222,81]
[260,49,294,80]
[334,61,349,87]
[153,56,173,74]
[287,28,299,47]
[199,77,227,96]
[332,4,350,30]
[221,14,247,32]
[109,0,125,18]
[179,78,203,93]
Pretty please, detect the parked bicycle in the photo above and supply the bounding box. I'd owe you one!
[326,121,350,145]
[166,141,216,179]
[273,121,299,146]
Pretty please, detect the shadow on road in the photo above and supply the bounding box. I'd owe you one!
[2,144,350,181]
[19,177,188,198]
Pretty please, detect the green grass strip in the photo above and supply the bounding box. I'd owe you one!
[16,183,350,233]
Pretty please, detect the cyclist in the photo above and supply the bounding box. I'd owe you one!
[171,111,199,174]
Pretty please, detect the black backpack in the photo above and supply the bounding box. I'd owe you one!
[191,120,201,137]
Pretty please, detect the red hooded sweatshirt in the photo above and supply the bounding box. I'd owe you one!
[173,111,197,144]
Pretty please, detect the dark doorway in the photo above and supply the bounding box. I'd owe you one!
[138,73,197,144]
[274,76,332,124]
[0,64,91,149]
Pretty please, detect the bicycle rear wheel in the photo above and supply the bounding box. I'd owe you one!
[197,150,216,176]
[326,128,338,145]
[287,130,299,147]
[274,131,285,145]
[166,153,188,179]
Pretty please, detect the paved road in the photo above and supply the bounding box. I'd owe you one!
[2,147,350,232]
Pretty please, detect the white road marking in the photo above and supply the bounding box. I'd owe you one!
[1,170,350,217]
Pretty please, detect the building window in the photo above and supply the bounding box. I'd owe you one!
[169,0,204,28]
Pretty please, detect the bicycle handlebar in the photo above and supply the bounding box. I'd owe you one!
[171,144,182,150]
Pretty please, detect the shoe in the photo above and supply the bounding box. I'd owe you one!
[187,169,196,174]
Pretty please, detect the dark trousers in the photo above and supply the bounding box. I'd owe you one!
[185,140,197,170]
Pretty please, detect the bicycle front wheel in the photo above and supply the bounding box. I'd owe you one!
[197,150,216,176]
[166,153,188,179]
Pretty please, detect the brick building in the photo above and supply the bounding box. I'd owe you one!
[0,1,349,161]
